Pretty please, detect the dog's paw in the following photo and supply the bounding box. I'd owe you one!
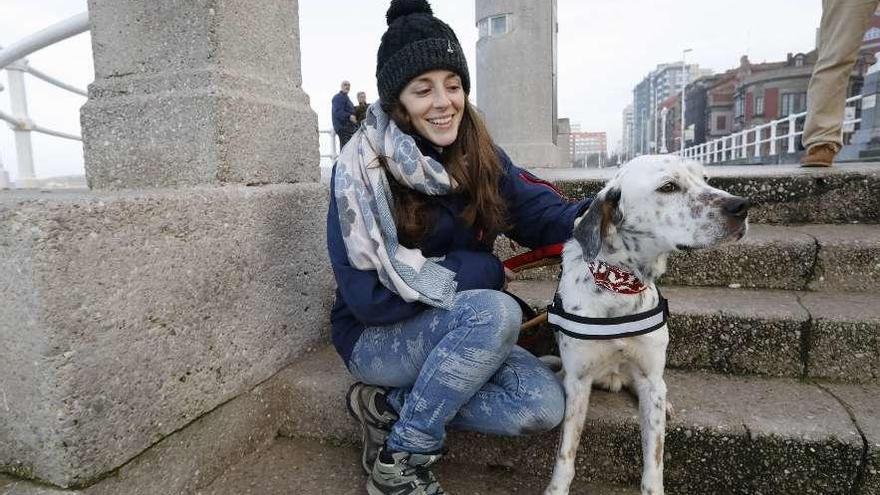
[665,399,675,420]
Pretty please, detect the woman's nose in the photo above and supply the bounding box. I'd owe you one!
[432,90,450,108]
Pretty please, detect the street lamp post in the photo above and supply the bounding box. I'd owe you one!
[681,48,692,155]
[660,107,669,153]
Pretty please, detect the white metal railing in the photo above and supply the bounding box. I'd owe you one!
[678,94,863,164]
[318,129,339,185]
[319,129,338,161]
[0,12,90,188]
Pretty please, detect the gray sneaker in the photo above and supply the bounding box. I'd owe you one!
[367,449,446,495]
[346,382,398,475]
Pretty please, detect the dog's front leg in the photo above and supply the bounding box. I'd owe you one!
[544,371,593,495]
[634,372,667,495]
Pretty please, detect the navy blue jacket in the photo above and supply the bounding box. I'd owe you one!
[327,143,590,366]
[332,91,355,132]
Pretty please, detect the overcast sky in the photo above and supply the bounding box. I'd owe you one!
[0,0,822,182]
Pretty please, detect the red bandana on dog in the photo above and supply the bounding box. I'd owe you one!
[587,260,647,294]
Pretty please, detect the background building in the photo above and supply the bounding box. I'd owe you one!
[475,0,564,167]
[682,51,869,153]
[631,62,712,156]
[859,5,880,59]
[684,70,735,145]
[570,131,607,168]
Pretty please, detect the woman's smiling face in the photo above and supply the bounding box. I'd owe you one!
[398,70,465,147]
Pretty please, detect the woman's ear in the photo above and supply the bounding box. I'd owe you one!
[572,186,620,260]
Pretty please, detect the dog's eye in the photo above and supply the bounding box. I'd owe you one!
[657,182,680,193]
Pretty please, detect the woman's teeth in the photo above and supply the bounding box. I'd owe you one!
[428,116,452,126]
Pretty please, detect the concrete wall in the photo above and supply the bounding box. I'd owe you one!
[0,185,333,487]
[476,0,561,168]
[0,0,334,488]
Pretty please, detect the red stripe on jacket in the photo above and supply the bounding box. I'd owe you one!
[518,172,569,200]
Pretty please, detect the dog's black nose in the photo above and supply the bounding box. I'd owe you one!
[722,197,750,218]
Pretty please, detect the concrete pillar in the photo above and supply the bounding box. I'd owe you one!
[660,107,669,154]
[0,150,9,188]
[81,0,319,189]
[557,118,571,167]
[476,0,561,168]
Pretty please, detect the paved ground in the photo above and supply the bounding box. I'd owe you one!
[197,437,639,495]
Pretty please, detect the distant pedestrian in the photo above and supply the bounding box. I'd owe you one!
[332,80,357,149]
[354,91,369,125]
[802,0,879,167]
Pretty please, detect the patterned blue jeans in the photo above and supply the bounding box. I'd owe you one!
[348,289,565,454]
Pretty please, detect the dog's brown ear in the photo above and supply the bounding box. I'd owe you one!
[573,187,620,260]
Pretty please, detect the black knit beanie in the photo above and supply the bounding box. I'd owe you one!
[376,0,471,105]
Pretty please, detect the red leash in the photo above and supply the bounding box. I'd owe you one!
[503,243,564,273]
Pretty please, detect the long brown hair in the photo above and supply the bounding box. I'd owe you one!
[382,100,508,247]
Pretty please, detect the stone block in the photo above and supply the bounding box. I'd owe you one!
[802,292,880,382]
[663,225,816,290]
[825,383,880,495]
[794,225,880,292]
[0,184,333,487]
[663,287,809,378]
[81,0,319,189]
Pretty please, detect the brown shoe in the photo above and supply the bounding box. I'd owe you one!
[800,143,838,167]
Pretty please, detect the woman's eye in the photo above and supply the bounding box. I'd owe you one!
[658,182,680,193]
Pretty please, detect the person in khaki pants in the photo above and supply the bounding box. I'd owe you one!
[803,0,880,167]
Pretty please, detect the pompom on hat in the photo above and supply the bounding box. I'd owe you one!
[376,0,471,104]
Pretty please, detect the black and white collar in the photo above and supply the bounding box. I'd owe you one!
[547,293,669,340]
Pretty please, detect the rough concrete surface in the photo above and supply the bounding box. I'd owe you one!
[82,87,319,189]
[0,357,323,495]
[800,292,880,382]
[793,224,880,292]
[0,184,333,487]
[197,437,639,495]
[279,346,868,494]
[826,383,880,495]
[662,224,817,290]
[663,286,809,378]
[82,0,319,189]
[535,163,880,224]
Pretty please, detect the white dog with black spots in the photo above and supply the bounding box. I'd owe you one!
[544,155,749,495]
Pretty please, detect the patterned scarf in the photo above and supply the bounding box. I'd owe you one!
[333,103,458,309]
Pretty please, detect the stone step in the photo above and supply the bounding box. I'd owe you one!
[497,223,880,292]
[508,281,880,383]
[196,436,639,494]
[278,346,879,495]
[531,162,880,224]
